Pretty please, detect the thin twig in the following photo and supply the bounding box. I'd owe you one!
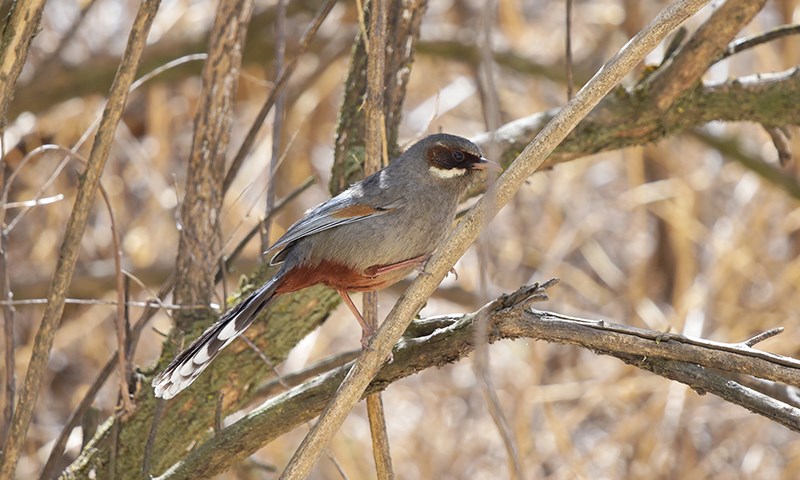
[764,125,792,166]
[217,175,315,282]
[743,327,784,348]
[362,0,394,477]
[2,54,208,235]
[646,0,767,111]
[279,2,711,477]
[143,399,166,478]
[718,24,800,61]
[475,1,523,477]
[241,335,286,386]
[99,184,134,414]
[0,188,14,448]
[222,0,337,193]
[565,0,574,100]
[253,350,359,399]
[262,0,287,253]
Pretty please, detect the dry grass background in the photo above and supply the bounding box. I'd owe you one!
[2,0,800,478]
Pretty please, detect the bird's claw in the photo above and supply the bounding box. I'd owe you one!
[415,257,458,280]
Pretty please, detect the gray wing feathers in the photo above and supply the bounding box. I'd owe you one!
[267,190,404,263]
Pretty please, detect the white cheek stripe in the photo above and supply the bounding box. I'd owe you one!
[429,165,467,178]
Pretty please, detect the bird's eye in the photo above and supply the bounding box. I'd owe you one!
[452,151,465,161]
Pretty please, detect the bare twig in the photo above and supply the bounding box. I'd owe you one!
[743,327,784,348]
[646,0,767,111]
[0,1,161,476]
[475,1,523,477]
[262,0,287,253]
[2,54,207,235]
[764,125,792,166]
[362,0,394,476]
[222,0,337,193]
[98,184,134,414]
[0,0,46,120]
[280,1,712,477]
[565,0,574,100]
[143,399,166,478]
[253,350,359,400]
[222,176,315,281]
[0,211,14,447]
[718,24,800,61]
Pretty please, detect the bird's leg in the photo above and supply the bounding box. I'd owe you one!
[366,254,429,276]
[337,290,373,349]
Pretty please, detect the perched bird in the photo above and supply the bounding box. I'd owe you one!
[152,133,497,399]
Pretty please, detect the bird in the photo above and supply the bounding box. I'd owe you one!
[152,133,498,399]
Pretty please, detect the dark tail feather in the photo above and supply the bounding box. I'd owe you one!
[152,272,283,399]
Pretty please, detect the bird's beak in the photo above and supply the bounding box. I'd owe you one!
[471,157,502,172]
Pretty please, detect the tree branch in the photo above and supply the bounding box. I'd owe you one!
[155,281,800,479]
[172,0,254,329]
[0,0,46,121]
[473,67,800,172]
[646,0,768,111]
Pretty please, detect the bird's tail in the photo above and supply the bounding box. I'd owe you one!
[152,271,284,399]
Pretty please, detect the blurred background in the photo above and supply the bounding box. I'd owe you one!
[2,0,800,478]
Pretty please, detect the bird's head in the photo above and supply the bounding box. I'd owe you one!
[416,133,499,181]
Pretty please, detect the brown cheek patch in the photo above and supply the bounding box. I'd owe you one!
[330,204,381,218]
[426,145,449,169]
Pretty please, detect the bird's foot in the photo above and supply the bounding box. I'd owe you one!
[360,329,394,363]
[415,257,458,280]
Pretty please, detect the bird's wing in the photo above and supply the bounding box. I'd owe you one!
[266,188,404,263]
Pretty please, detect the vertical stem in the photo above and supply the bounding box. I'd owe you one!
[565,0,574,100]
[263,0,287,253]
[476,2,524,478]
[363,0,394,478]
[0,0,47,121]
[0,228,13,444]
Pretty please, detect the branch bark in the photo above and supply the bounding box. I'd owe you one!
[172,0,254,330]
[0,0,46,121]
[154,281,800,479]
[645,0,768,111]
[363,0,394,477]
[330,0,427,193]
[473,67,800,174]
